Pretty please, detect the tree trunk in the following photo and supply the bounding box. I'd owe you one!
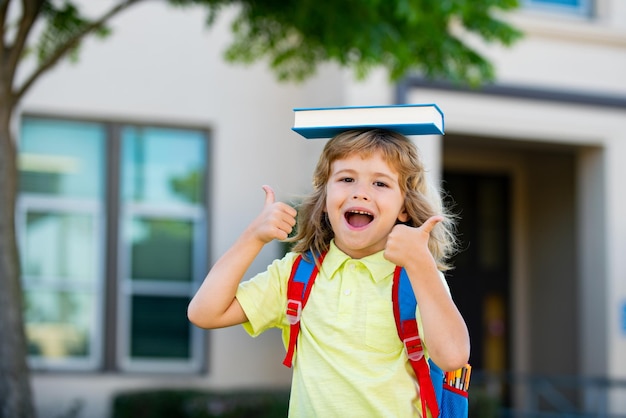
[0,109,35,417]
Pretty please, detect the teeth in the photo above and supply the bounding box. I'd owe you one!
[349,210,372,216]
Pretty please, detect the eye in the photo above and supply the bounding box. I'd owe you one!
[340,177,354,183]
[374,181,388,188]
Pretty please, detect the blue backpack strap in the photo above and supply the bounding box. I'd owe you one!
[392,267,441,418]
[283,251,325,368]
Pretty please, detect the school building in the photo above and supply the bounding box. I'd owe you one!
[15,0,626,417]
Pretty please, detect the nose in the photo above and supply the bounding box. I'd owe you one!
[352,184,369,200]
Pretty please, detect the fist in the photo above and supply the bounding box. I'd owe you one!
[251,185,297,243]
[384,216,442,267]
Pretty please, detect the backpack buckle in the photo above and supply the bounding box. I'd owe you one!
[286,299,303,325]
[403,335,424,361]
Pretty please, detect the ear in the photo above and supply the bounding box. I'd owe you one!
[397,206,409,223]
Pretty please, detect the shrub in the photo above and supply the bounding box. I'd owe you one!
[111,389,290,418]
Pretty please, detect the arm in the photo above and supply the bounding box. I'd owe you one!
[187,185,297,329]
[384,217,470,371]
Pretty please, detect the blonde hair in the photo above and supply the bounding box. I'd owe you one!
[289,129,457,271]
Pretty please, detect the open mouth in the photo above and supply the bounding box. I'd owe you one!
[345,210,374,228]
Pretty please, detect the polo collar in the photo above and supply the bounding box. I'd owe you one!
[319,240,396,283]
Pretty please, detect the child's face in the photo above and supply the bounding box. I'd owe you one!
[325,150,409,259]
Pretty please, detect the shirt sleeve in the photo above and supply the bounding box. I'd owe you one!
[236,252,299,337]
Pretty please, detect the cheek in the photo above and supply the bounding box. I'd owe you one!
[325,186,339,209]
[325,196,340,216]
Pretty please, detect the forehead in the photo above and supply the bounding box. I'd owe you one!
[330,150,400,175]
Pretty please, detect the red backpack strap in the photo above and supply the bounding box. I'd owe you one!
[282,251,325,368]
[392,266,440,418]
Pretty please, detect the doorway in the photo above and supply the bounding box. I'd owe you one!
[441,134,583,411]
[442,172,511,376]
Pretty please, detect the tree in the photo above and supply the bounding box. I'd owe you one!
[0,0,521,416]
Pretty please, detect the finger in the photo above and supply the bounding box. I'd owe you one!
[276,201,297,219]
[420,215,443,234]
[279,211,298,232]
[262,185,275,207]
[274,217,294,238]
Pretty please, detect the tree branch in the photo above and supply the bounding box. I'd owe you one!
[0,1,11,49]
[12,0,145,104]
[1,2,9,63]
[6,1,45,89]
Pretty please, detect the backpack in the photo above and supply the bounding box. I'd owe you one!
[282,251,469,418]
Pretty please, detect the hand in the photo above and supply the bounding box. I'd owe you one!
[247,185,297,244]
[383,216,442,268]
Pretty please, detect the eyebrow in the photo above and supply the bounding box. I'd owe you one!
[331,168,398,182]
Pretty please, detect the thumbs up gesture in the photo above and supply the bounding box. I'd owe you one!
[383,216,443,269]
[247,185,297,244]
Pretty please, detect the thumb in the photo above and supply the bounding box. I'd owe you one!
[420,215,443,235]
[262,185,275,207]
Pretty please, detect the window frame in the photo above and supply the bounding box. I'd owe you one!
[17,114,211,374]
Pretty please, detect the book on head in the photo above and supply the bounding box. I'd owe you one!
[292,104,444,139]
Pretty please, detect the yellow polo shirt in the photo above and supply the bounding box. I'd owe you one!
[236,241,437,417]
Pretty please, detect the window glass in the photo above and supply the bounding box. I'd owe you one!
[19,118,105,198]
[130,296,191,359]
[129,217,193,282]
[536,0,580,5]
[22,211,96,283]
[524,0,591,16]
[24,290,93,358]
[121,127,206,205]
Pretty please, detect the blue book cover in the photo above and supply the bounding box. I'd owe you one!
[292,104,444,139]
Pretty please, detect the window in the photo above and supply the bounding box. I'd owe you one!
[118,126,207,372]
[17,116,209,373]
[524,0,593,17]
[18,119,106,370]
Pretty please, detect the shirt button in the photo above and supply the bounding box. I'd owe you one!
[344,289,352,296]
